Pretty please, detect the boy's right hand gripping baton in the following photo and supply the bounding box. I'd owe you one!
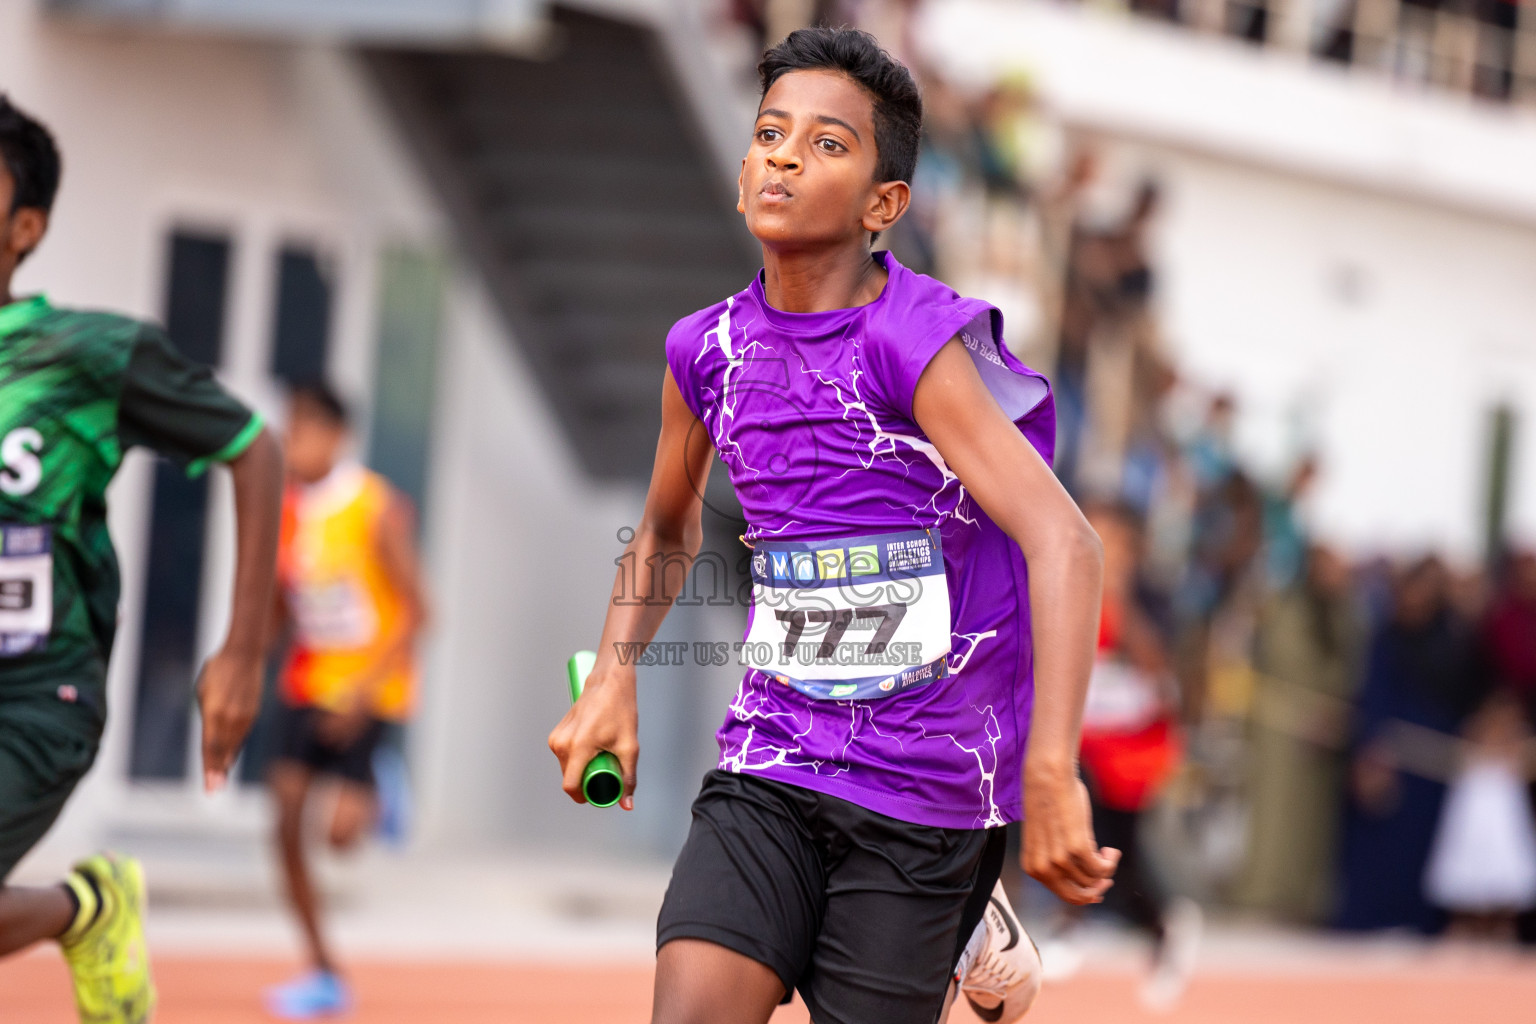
[566,650,624,808]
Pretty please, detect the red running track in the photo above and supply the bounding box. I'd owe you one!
[2,952,1534,1023]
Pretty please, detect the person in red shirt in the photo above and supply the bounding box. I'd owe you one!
[1074,501,1200,1009]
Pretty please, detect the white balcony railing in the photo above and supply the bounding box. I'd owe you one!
[1108,0,1535,106]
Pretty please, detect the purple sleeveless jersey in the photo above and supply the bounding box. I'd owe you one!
[664,252,1055,829]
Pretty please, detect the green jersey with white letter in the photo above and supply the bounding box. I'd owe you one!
[0,295,262,703]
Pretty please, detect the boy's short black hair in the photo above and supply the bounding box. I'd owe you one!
[758,28,923,186]
[0,95,61,215]
[289,380,350,428]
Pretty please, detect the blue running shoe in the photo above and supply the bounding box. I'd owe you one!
[265,970,352,1020]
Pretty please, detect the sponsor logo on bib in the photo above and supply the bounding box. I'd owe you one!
[848,545,880,575]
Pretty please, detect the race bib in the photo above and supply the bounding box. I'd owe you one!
[291,577,377,650]
[0,524,52,657]
[743,528,951,700]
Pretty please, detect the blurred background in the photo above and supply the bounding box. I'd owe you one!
[3,0,1536,1018]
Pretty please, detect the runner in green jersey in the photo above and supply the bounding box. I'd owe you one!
[0,95,284,1023]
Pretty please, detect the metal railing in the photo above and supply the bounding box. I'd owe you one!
[1109,0,1536,106]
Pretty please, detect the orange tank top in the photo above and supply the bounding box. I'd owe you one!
[278,463,416,720]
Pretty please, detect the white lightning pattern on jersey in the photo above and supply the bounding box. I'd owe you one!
[793,343,978,527]
[693,298,805,540]
[944,630,1007,826]
[719,671,838,775]
[718,629,1008,826]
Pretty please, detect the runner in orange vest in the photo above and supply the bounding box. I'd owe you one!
[264,382,429,1019]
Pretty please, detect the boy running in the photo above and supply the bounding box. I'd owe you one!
[548,31,1116,1024]
[0,95,283,1023]
[264,383,429,1020]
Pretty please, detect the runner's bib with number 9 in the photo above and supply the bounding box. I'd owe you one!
[744,528,951,700]
[0,523,52,657]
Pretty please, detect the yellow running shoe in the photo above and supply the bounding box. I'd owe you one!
[59,853,156,1024]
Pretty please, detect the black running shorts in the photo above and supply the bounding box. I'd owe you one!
[657,770,1006,1024]
[270,702,386,787]
[0,688,103,882]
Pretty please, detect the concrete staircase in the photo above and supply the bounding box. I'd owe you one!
[366,6,758,481]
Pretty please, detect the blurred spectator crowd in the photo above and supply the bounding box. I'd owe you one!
[723,0,1536,945]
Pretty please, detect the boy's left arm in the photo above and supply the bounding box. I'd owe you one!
[116,327,284,791]
[197,430,283,790]
[912,336,1119,906]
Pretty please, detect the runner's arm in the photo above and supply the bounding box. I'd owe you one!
[265,578,288,653]
[548,368,714,809]
[912,336,1118,905]
[198,428,284,791]
[116,327,284,791]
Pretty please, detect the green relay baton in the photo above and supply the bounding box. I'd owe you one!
[566,650,624,808]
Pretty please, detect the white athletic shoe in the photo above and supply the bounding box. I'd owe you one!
[954,881,1042,1023]
[1139,896,1203,1013]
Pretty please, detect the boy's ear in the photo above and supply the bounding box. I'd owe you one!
[7,208,48,264]
[737,158,748,215]
[862,180,911,237]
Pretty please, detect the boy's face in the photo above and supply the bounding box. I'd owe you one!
[284,400,347,485]
[738,70,909,250]
[0,164,48,288]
